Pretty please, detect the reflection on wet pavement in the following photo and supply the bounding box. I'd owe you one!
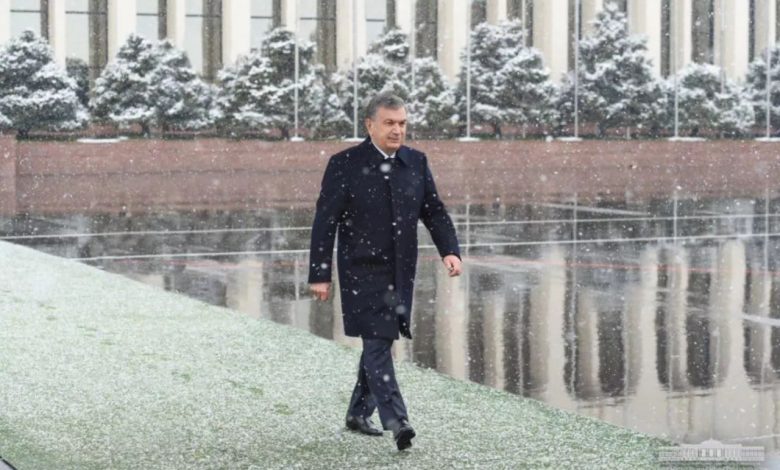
[5,194,780,453]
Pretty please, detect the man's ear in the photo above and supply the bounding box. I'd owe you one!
[364,118,373,134]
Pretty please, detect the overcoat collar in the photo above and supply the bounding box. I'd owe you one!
[361,137,410,167]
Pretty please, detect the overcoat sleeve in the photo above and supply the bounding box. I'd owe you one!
[308,155,348,283]
[419,155,461,260]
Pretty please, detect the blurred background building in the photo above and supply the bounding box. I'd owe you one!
[0,0,776,84]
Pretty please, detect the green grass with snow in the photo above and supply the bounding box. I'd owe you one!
[0,241,671,469]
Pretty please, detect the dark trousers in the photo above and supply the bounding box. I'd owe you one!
[346,337,408,430]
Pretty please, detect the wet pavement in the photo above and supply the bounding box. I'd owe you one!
[4,192,780,455]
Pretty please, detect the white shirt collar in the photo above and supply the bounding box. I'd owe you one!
[371,141,396,160]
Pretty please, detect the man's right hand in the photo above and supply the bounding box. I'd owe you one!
[310,282,332,301]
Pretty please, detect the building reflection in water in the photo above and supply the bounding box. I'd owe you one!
[8,195,780,452]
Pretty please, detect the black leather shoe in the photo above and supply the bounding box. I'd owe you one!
[392,419,415,451]
[345,415,383,436]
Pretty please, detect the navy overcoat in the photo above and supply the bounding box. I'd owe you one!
[308,138,460,340]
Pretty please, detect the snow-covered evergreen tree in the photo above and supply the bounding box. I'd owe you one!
[667,63,754,137]
[149,40,216,131]
[0,111,11,130]
[91,34,160,135]
[303,67,352,138]
[217,28,322,139]
[368,28,410,66]
[66,58,90,107]
[408,57,456,133]
[455,22,513,137]
[745,45,780,133]
[335,28,455,134]
[92,35,214,134]
[0,30,87,137]
[497,45,557,135]
[455,20,554,137]
[559,4,664,137]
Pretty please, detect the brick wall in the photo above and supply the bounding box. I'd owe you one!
[5,137,780,215]
[0,135,16,215]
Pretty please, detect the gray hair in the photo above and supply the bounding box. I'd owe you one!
[365,91,406,120]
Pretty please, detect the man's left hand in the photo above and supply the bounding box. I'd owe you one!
[442,255,462,277]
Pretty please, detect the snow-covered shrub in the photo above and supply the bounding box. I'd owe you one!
[666,63,754,137]
[556,4,665,138]
[0,30,87,137]
[92,34,214,135]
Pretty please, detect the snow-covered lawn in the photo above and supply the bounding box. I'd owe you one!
[0,241,669,469]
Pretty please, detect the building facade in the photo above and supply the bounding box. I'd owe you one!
[0,0,777,84]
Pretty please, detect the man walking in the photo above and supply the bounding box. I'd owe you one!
[308,92,462,450]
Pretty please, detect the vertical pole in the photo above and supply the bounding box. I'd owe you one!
[673,0,679,138]
[293,0,301,140]
[574,0,580,138]
[352,0,359,139]
[466,0,473,140]
[568,192,579,400]
[410,0,417,140]
[766,6,772,139]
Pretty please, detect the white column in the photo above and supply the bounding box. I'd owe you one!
[0,0,9,45]
[527,246,575,410]
[336,0,366,71]
[483,290,506,390]
[624,248,667,435]
[533,0,569,82]
[108,0,137,60]
[222,0,251,65]
[576,288,601,399]
[166,0,187,50]
[670,0,692,72]
[714,0,750,81]
[665,246,690,391]
[712,241,753,441]
[437,0,469,82]
[486,0,507,24]
[280,0,298,31]
[627,0,662,76]
[434,263,469,381]
[755,0,777,60]
[745,268,772,383]
[225,259,264,319]
[710,241,747,386]
[48,0,67,68]
[581,0,604,36]
[391,337,412,362]
[394,0,414,34]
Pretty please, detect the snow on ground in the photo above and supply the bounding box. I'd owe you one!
[0,241,670,469]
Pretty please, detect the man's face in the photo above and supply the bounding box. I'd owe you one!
[365,106,407,155]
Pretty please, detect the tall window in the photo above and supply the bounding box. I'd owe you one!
[777,0,780,41]
[185,0,222,81]
[415,0,436,58]
[661,0,672,76]
[471,0,486,27]
[606,0,627,12]
[692,0,714,63]
[66,0,107,80]
[10,0,44,38]
[568,0,576,70]
[250,0,275,50]
[749,0,756,62]
[300,0,336,71]
[365,0,387,46]
[137,0,166,41]
[508,0,532,46]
